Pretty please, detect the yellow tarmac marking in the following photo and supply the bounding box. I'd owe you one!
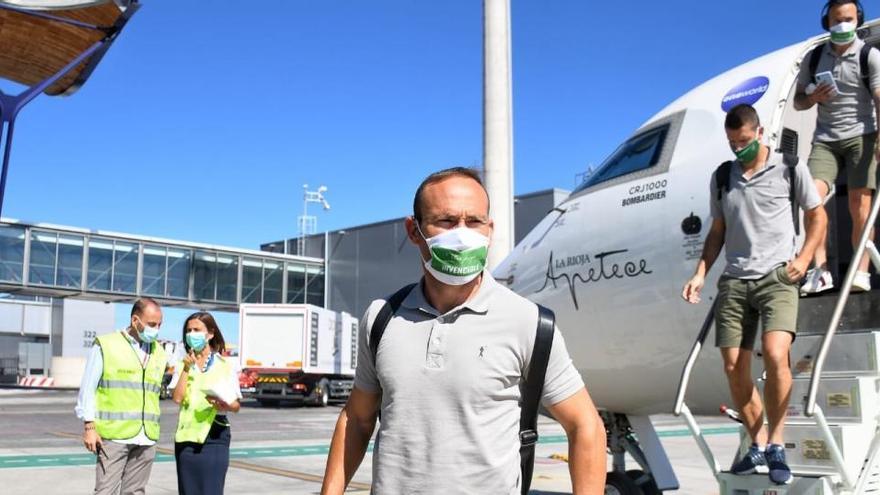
[224,458,371,490]
[49,431,80,440]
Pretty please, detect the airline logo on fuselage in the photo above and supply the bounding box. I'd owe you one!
[536,250,652,310]
[721,76,770,112]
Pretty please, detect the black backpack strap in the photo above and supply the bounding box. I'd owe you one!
[369,283,417,362]
[808,45,823,84]
[860,45,874,93]
[782,152,801,236]
[519,305,555,495]
[715,161,734,202]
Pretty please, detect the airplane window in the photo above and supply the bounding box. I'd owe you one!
[573,125,669,193]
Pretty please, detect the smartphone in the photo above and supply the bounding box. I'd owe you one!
[815,71,839,93]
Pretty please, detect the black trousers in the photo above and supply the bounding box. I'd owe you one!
[174,421,231,495]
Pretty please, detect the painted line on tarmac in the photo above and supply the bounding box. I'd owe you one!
[1,426,740,470]
[657,426,740,437]
[42,432,368,489]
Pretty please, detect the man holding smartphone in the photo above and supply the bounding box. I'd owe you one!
[795,0,880,294]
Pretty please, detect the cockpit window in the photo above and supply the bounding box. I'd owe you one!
[573,125,670,193]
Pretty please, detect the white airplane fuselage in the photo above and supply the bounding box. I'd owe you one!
[495,22,880,417]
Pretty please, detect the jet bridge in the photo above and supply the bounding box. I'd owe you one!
[0,219,326,311]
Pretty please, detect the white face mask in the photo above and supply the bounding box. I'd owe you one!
[829,21,857,45]
[416,223,490,286]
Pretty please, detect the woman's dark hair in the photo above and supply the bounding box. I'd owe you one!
[182,311,226,354]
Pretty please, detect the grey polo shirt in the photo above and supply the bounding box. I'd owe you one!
[353,272,584,495]
[797,38,880,142]
[710,152,822,279]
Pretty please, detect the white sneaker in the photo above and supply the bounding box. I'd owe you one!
[800,269,834,295]
[852,271,871,292]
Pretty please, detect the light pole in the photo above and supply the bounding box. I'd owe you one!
[298,184,330,256]
[483,0,514,270]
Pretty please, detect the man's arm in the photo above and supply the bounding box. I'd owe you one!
[789,205,828,281]
[321,386,380,495]
[682,216,725,304]
[546,388,606,494]
[874,89,880,162]
[75,344,103,453]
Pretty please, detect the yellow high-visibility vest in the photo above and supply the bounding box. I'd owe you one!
[94,331,166,441]
[175,354,233,444]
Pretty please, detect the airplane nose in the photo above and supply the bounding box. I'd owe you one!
[491,244,521,287]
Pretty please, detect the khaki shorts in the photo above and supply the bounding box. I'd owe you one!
[715,265,799,349]
[808,132,878,190]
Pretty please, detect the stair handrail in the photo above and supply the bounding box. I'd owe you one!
[802,192,880,491]
[805,192,880,417]
[674,301,717,416]
[852,421,880,494]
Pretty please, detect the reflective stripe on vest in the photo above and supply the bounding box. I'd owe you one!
[95,331,167,441]
[97,411,161,422]
[98,380,162,394]
[174,355,233,444]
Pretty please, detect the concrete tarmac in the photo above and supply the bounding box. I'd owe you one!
[0,389,738,494]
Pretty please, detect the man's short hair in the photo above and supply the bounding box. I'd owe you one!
[724,104,761,130]
[827,0,859,10]
[412,167,490,222]
[130,297,160,318]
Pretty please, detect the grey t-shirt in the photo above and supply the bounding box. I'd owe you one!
[797,38,880,142]
[710,152,822,279]
[354,273,584,495]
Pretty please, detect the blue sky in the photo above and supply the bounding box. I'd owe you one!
[0,1,829,341]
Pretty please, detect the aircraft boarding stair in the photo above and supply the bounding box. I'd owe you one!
[675,193,880,494]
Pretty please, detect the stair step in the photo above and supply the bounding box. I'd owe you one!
[757,376,880,424]
[791,331,880,377]
[718,471,835,494]
[797,289,880,335]
[736,423,875,480]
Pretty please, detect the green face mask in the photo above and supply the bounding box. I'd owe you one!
[829,22,857,45]
[733,139,760,164]
[416,224,490,286]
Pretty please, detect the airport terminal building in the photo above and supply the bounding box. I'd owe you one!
[0,188,568,386]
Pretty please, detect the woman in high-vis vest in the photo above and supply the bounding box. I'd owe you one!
[171,311,241,495]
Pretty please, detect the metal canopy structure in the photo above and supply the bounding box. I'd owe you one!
[0,219,327,311]
[0,0,140,217]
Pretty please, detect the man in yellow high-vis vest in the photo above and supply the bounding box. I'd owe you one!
[75,298,170,495]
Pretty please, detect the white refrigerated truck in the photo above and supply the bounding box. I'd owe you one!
[238,304,358,407]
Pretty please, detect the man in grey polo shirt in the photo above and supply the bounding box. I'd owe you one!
[321,167,606,494]
[795,0,880,294]
[682,104,826,485]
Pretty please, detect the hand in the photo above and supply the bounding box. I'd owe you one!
[810,83,835,105]
[182,351,196,372]
[682,274,705,304]
[206,396,231,411]
[83,426,103,454]
[787,258,809,283]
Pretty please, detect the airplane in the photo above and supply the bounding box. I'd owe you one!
[494,17,880,495]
